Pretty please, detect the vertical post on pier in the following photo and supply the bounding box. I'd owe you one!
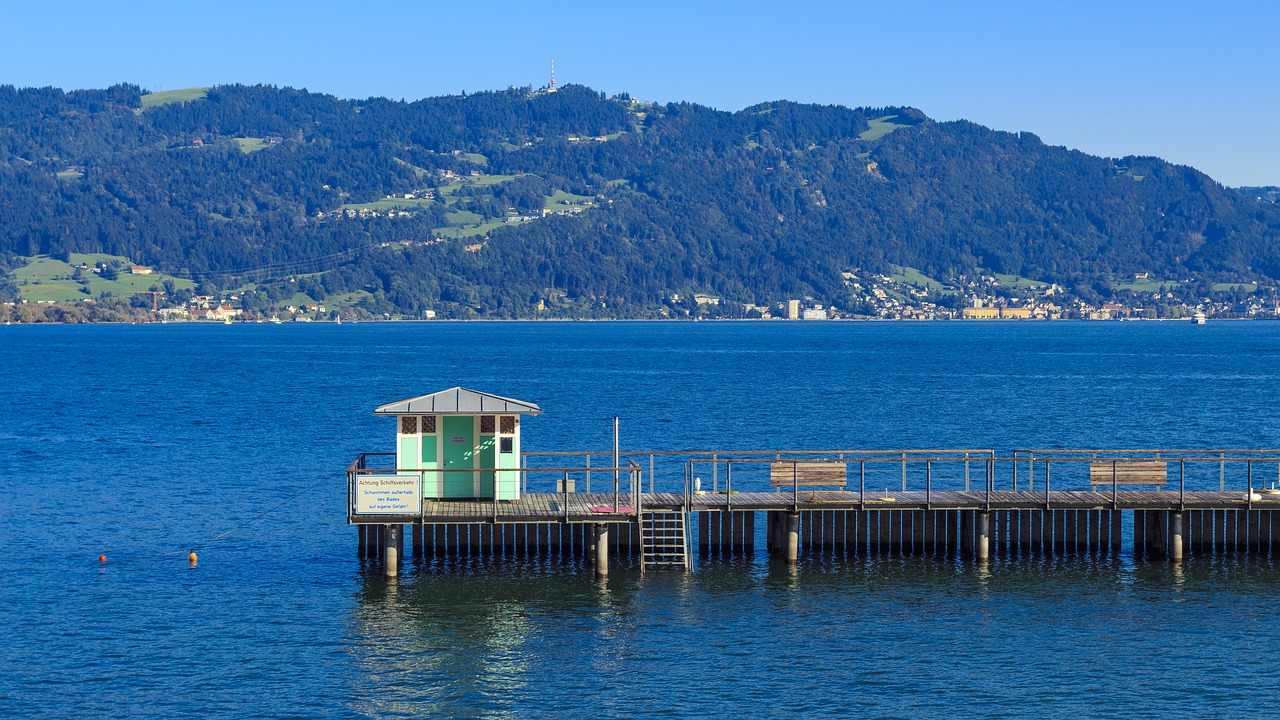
[357,524,367,557]
[412,523,423,558]
[613,417,620,513]
[594,523,609,577]
[977,511,990,562]
[1171,511,1184,563]
[383,525,400,579]
[786,512,800,564]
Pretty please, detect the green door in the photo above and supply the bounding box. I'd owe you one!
[442,416,475,498]
[478,435,496,498]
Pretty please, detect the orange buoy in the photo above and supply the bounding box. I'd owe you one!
[98,554,106,563]
[188,551,198,564]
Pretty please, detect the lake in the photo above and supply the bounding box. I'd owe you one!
[3,320,1280,718]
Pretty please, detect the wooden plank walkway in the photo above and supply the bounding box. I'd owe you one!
[352,490,1280,524]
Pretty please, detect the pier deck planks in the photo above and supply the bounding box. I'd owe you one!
[352,489,1280,524]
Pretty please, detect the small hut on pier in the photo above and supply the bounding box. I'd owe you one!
[375,387,541,501]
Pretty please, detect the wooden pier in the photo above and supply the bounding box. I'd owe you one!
[349,448,1280,576]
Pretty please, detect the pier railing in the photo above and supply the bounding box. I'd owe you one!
[348,449,1280,521]
[346,452,645,523]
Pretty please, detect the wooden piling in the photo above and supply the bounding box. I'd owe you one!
[594,524,608,576]
[785,512,799,564]
[710,513,722,555]
[383,525,400,578]
[977,511,990,561]
[1153,511,1167,559]
[1171,512,1184,562]
[1134,510,1146,559]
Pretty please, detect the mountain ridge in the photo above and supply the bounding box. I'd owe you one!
[1,82,1277,317]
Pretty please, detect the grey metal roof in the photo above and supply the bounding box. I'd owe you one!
[374,387,542,416]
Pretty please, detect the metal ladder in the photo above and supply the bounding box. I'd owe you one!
[640,511,690,572]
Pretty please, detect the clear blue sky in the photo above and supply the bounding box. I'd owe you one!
[4,0,1276,186]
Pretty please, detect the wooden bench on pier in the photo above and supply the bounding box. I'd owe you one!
[1089,460,1168,487]
[770,461,847,490]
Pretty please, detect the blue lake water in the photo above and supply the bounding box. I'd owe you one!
[3,320,1280,718]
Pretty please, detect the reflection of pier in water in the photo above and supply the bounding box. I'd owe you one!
[350,448,1280,578]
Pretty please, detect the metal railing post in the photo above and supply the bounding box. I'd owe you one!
[926,460,932,507]
[901,452,907,492]
[985,458,992,508]
[792,460,799,511]
[859,460,866,511]
[684,462,691,514]
[1112,460,1118,509]
[965,452,970,492]
[636,466,643,518]
[613,418,620,513]
[1179,459,1185,509]
[1248,460,1254,511]
[1044,460,1051,510]
[727,460,733,512]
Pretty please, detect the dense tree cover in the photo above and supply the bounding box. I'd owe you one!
[0,82,1276,316]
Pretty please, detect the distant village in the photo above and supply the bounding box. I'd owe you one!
[6,258,1276,324]
[674,269,1276,322]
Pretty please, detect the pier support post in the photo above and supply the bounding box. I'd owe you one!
[785,512,800,564]
[1171,512,1184,563]
[977,511,990,562]
[412,523,423,558]
[383,524,400,579]
[594,524,609,577]
[357,524,367,558]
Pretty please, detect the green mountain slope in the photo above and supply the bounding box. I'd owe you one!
[1,82,1276,317]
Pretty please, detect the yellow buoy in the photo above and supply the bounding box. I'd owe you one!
[188,551,198,564]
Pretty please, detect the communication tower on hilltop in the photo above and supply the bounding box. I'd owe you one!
[548,59,557,92]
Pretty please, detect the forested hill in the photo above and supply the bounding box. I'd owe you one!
[2,82,1278,318]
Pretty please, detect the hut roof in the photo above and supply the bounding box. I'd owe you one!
[374,387,542,416]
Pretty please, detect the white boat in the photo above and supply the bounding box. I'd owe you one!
[1193,311,1206,324]
[223,317,232,325]
[270,315,282,324]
